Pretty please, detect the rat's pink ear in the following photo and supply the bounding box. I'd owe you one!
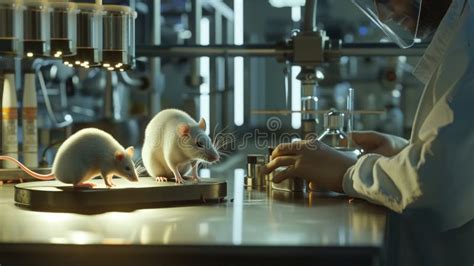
[125,146,134,157]
[177,123,190,137]
[198,117,206,130]
[115,151,125,161]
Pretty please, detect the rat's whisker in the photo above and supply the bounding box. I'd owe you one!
[212,123,220,141]
[215,138,235,150]
[134,158,143,166]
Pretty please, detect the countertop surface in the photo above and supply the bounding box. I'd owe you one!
[0,174,387,248]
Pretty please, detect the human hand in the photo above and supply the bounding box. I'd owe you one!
[343,131,408,157]
[261,140,357,193]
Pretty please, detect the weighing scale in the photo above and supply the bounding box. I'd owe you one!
[14,177,227,211]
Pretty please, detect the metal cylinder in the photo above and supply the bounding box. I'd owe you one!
[22,1,50,57]
[67,3,102,67]
[302,0,317,33]
[101,5,137,70]
[324,110,344,130]
[245,154,266,188]
[0,1,21,56]
[49,1,77,57]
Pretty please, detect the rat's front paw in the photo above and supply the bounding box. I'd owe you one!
[155,176,168,182]
[175,175,185,184]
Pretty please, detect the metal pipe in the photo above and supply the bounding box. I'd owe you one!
[188,0,202,89]
[136,44,288,57]
[302,0,317,32]
[329,43,427,57]
[149,0,161,114]
[137,42,427,58]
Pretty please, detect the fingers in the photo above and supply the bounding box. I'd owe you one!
[271,141,307,158]
[261,156,296,174]
[272,166,297,183]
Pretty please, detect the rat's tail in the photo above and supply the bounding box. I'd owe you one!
[0,156,55,180]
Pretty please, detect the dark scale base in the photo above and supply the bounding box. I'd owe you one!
[14,177,227,212]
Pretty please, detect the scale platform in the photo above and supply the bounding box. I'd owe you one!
[14,177,227,212]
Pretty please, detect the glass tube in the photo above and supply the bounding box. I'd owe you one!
[65,3,102,67]
[49,1,77,57]
[346,87,354,148]
[0,0,22,56]
[101,5,136,71]
[22,0,51,57]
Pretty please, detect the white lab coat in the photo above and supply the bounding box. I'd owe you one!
[343,0,474,232]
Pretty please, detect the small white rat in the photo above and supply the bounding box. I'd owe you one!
[141,109,220,184]
[0,128,139,188]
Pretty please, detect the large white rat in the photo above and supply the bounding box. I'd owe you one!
[0,128,139,188]
[141,109,220,184]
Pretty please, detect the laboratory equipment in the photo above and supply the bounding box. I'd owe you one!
[267,147,307,193]
[22,0,51,57]
[0,0,22,56]
[245,154,266,189]
[49,1,77,57]
[65,3,102,67]
[14,178,227,210]
[346,88,354,148]
[318,109,362,159]
[2,72,19,168]
[101,4,137,71]
[318,109,347,148]
[271,174,307,193]
[22,72,39,168]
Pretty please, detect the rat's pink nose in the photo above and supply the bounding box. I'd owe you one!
[208,154,220,162]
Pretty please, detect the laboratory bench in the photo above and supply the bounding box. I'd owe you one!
[0,173,390,266]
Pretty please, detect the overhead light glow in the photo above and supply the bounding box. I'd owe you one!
[234,0,244,126]
[291,6,301,22]
[234,57,244,126]
[200,17,211,134]
[291,66,302,129]
[269,0,305,8]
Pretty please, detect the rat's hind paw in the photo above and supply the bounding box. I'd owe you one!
[175,175,185,184]
[155,176,168,182]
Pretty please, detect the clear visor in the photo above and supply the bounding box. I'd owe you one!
[351,0,422,48]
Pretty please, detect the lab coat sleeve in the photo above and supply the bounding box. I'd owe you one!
[342,142,425,213]
[342,66,474,231]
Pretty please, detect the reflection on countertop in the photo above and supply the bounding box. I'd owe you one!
[0,168,386,248]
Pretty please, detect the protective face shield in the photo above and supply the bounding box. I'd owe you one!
[351,0,423,48]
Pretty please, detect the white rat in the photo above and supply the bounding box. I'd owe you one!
[141,109,220,184]
[0,128,139,188]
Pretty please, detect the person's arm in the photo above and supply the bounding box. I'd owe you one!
[343,80,474,231]
[345,131,408,157]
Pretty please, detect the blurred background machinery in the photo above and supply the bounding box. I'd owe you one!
[0,0,427,167]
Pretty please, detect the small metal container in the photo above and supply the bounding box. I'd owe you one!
[245,154,266,188]
[270,167,307,192]
[267,147,307,193]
